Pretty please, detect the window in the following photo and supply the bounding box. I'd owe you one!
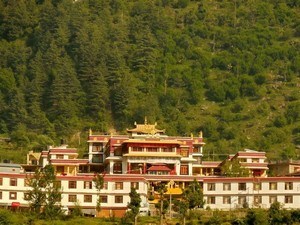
[252,158,259,163]
[30,159,38,165]
[92,155,103,163]
[84,195,92,203]
[0,178,2,185]
[193,147,201,153]
[254,196,262,205]
[84,181,93,189]
[0,192,2,199]
[223,183,231,191]
[239,158,247,163]
[10,178,17,186]
[207,196,215,204]
[68,195,77,202]
[132,147,143,152]
[161,147,172,152]
[269,196,277,204]
[24,192,30,201]
[57,154,64,159]
[103,182,108,190]
[238,183,246,191]
[131,182,139,190]
[207,183,215,191]
[285,196,293,204]
[114,147,122,156]
[180,148,189,157]
[113,163,122,174]
[285,182,293,190]
[254,183,261,191]
[180,165,188,175]
[56,166,64,174]
[101,195,108,203]
[238,196,246,205]
[223,196,231,204]
[92,143,103,152]
[9,192,17,200]
[269,182,277,190]
[115,182,123,190]
[69,181,77,189]
[115,196,123,203]
[147,148,158,152]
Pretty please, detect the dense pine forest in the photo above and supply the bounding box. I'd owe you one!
[0,0,299,162]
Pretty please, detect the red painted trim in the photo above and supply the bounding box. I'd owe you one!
[49,152,77,155]
[236,152,266,157]
[100,207,127,210]
[240,162,269,167]
[56,174,147,182]
[50,148,77,151]
[125,143,180,148]
[0,173,26,178]
[204,177,300,183]
[50,159,89,164]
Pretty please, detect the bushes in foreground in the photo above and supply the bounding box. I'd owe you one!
[1,206,300,225]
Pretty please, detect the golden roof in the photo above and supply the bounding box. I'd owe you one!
[126,118,165,135]
[28,151,41,160]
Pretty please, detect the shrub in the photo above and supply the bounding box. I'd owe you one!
[0,210,10,225]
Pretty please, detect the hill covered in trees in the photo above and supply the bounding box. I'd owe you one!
[0,0,299,161]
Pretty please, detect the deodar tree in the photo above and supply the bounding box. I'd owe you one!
[93,173,104,213]
[127,187,141,225]
[27,165,62,219]
[173,179,205,225]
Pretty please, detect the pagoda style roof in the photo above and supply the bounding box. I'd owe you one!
[126,119,165,135]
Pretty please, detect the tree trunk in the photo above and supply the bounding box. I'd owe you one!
[134,215,137,225]
[160,199,163,225]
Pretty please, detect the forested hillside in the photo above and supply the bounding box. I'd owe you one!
[0,0,299,161]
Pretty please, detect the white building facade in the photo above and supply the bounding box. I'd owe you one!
[1,121,300,217]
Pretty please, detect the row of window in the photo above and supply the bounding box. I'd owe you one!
[0,178,139,191]
[68,195,123,203]
[113,163,190,175]
[130,147,189,156]
[239,158,264,163]
[0,192,124,204]
[92,144,202,156]
[207,182,294,191]
[131,147,174,152]
[53,155,76,160]
[0,178,18,186]
[68,181,139,190]
[0,191,17,200]
[2,191,293,205]
[207,195,294,204]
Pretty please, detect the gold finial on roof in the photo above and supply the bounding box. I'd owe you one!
[144,116,147,124]
[199,130,203,138]
[191,133,193,139]
[89,128,92,136]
